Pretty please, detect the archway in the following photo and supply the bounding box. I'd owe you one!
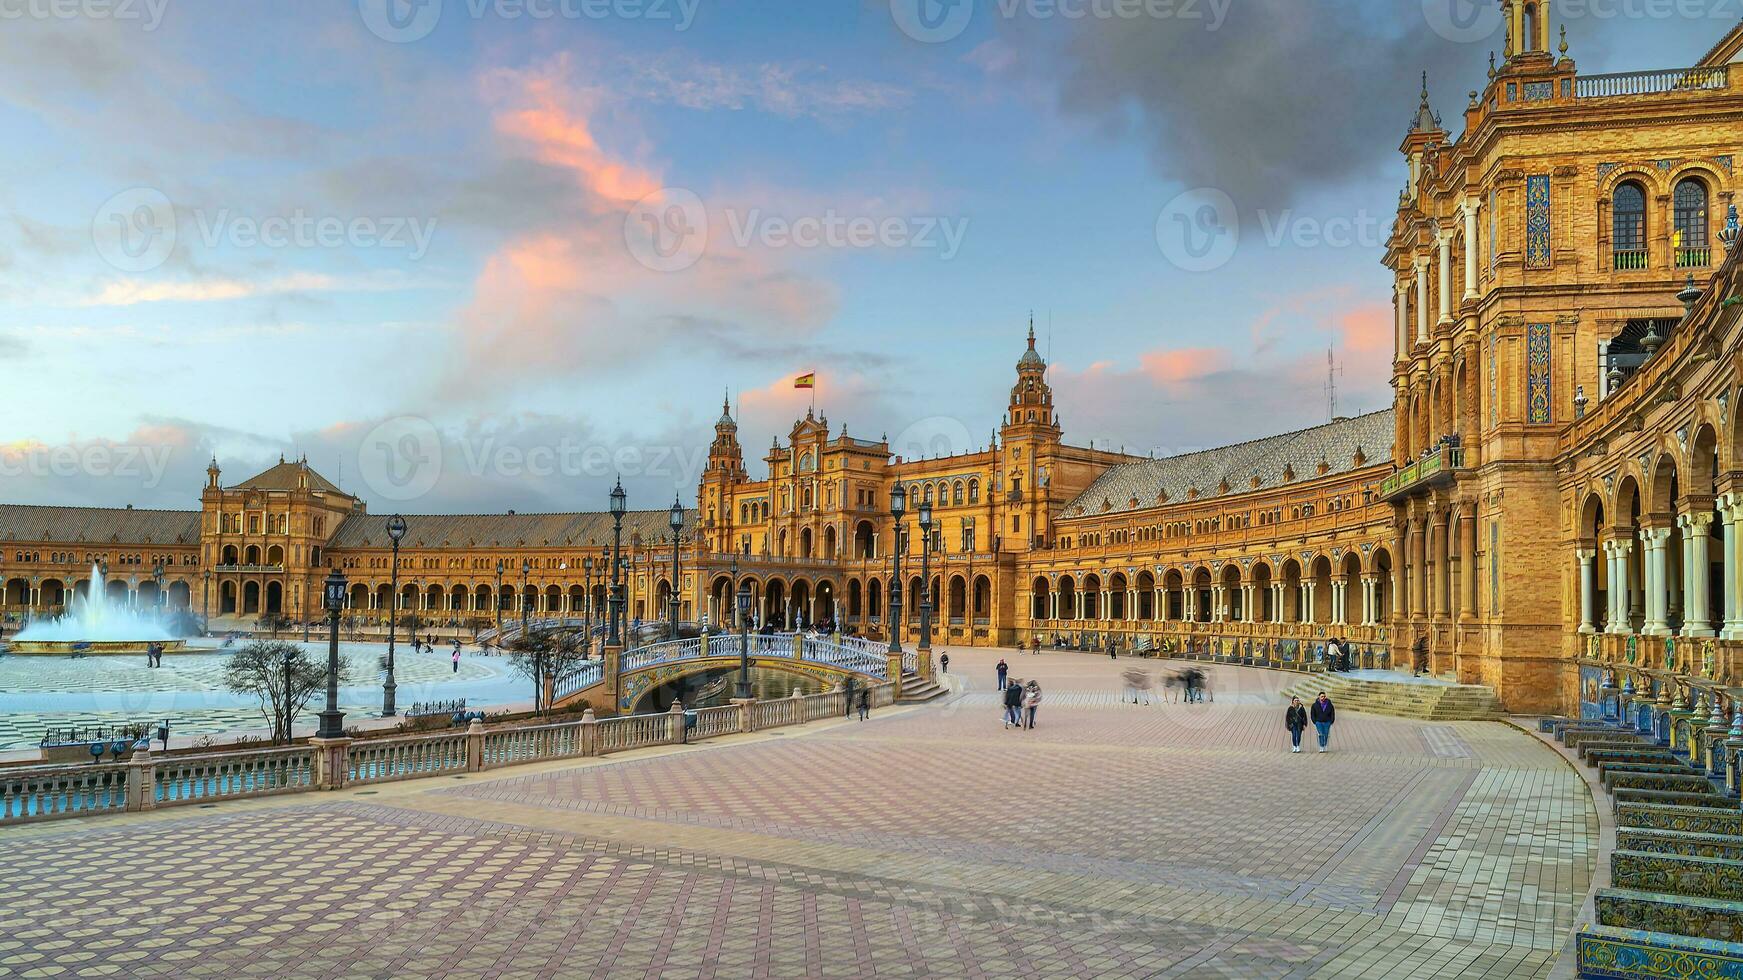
[1032,576,1051,620]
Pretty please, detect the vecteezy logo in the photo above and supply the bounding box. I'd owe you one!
[358,416,442,503]
[890,0,974,43]
[92,187,176,273]
[891,415,975,463]
[1421,0,1503,44]
[1155,187,1239,273]
[358,0,443,43]
[624,188,708,273]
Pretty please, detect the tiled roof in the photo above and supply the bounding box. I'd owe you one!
[0,504,202,545]
[227,459,347,496]
[328,509,701,550]
[1062,410,1395,518]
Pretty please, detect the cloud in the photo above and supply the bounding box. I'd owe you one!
[76,272,420,307]
[1047,289,1394,454]
[626,60,911,117]
[997,0,1497,209]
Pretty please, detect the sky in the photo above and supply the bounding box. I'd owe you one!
[0,0,1733,515]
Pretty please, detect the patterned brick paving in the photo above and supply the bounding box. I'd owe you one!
[0,647,1596,978]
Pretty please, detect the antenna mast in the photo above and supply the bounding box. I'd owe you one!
[1324,348,1343,421]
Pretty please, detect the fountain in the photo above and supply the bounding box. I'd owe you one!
[9,562,189,656]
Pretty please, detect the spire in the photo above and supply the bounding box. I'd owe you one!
[1018,316,1046,371]
[717,389,735,427]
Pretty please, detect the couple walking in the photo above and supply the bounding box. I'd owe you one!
[1284,693,1337,753]
[1002,674,1042,729]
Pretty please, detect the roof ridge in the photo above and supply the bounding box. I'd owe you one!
[344,508,696,520]
[1150,408,1391,464]
[0,502,199,515]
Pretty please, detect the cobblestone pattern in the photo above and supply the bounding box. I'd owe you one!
[0,648,1598,979]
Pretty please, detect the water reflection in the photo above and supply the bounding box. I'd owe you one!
[640,666,828,711]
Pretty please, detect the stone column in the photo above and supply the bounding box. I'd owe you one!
[1431,510,1450,619]
[1303,582,1317,625]
[1682,511,1715,636]
[1243,584,1256,623]
[1462,197,1481,302]
[1723,494,1743,639]
[1410,519,1428,618]
[1577,548,1596,634]
[1395,282,1409,359]
[1437,227,1454,325]
[1460,504,1478,619]
[1644,527,1674,635]
[1415,256,1431,345]
[1183,587,1195,623]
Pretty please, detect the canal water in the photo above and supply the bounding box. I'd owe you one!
[637,666,828,712]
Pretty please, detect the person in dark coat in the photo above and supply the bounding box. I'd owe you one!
[1309,692,1336,753]
[995,659,1008,690]
[1285,697,1309,753]
[1003,678,1024,729]
[1412,635,1428,677]
[856,687,871,721]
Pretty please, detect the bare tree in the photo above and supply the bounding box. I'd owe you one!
[506,628,596,714]
[222,640,344,744]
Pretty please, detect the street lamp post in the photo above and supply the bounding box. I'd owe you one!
[728,555,739,633]
[668,497,685,640]
[917,500,933,654]
[383,515,407,717]
[521,559,532,637]
[317,567,348,739]
[281,648,296,745]
[887,484,906,655]
[582,557,594,655]
[495,560,505,634]
[736,582,753,700]
[201,570,210,634]
[608,479,627,647]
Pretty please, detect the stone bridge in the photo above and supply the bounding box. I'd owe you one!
[554,633,925,714]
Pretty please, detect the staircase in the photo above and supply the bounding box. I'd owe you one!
[1278,674,1503,721]
[1544,718,1743,978]
[897,671,947,703]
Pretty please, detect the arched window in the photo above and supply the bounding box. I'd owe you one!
[967,479,979,504]
[1674,177,1710,267]
[1613,181,1648,270]
[1522,3,1538,52]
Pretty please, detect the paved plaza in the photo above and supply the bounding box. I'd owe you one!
[0,649,1597,979]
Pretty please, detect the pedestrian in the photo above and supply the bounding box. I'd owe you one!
[1109,638,1118,660]
[451,647,461,673]
[1412,635,1428,677]
[1023,680,1042,729]
[1031,636,1041,656]
[1325,637,1340,673]
[1310,691,1336,753]
[939,651,950,674]
[843,676,856,718]
[1285,696,1309,753]
[1003,677,1024,729]
[156,722,170,752]
[995,658,1008,690]
[856,687,870,721]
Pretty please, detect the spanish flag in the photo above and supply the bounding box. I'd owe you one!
[793,373,815,389]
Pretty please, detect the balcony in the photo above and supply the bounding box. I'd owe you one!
[1380,446,1466,501]
[1576,65,1729,99]
[1677,246,1714,269]
[1613,249,1649,271]
[212,564,286,574]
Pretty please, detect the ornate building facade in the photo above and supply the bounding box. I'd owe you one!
[3,8,1741,715]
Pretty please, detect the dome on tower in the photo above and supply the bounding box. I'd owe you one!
[1017,320,1045,370]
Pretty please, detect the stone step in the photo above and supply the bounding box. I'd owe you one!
[1576,924,1743,979]
[1613,850,1743,902]
[896,676,947,703]
[1613,788,1734,811]
[1277,677,1502,722]
[1617,802,1743,836]
[1616,827,1743,862]
[1597,888,1743,944]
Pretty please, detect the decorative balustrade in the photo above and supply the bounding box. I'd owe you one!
[597,713,675,753]
[347,733,468,785]
[1614,248,1650,271]
[154,747,315,805]
[1576,65,1729,99]
[622,636,704,672]
[690,705,742,739]
[552,660,605,701]
[0,764,130,823]
[1379,445,1465,500]
[0,683,894,826]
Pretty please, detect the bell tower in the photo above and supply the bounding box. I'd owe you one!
[1504,0,1553,60]
[1001,319,1062,445]
[699,392,747,553]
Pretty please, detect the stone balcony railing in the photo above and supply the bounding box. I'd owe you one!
[1380,445,1466,501]
[1575,65,1729,99]
[0,684,893,827]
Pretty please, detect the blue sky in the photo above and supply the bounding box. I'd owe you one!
[1,0,1733,513]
